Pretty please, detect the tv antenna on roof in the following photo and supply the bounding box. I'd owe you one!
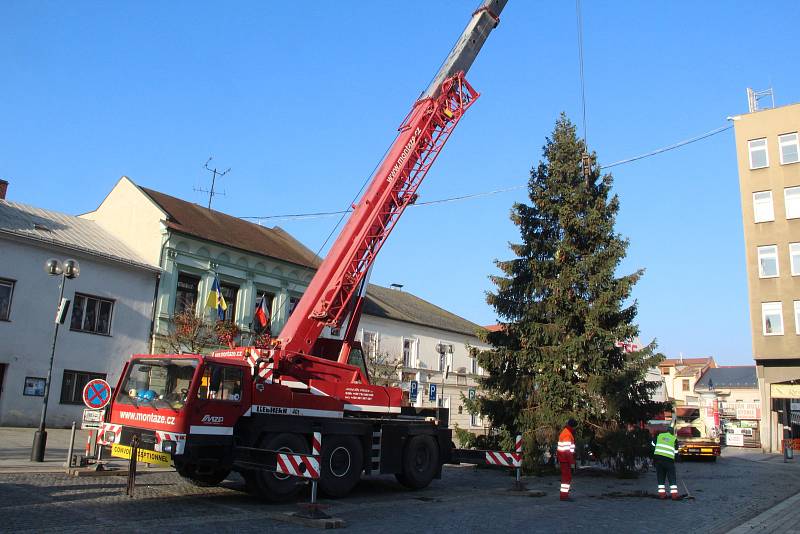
[195,157,230,209]
[746,87,775,113]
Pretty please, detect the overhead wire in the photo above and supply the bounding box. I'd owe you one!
[240,123,733,223]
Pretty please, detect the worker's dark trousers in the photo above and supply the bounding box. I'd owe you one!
[654,456,678,498]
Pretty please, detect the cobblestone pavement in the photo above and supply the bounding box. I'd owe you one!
[1,449,799,533]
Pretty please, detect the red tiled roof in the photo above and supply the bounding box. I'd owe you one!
[484,324,504,332]
[140,187,321,269]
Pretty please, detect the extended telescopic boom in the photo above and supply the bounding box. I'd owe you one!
[278,0,508,360]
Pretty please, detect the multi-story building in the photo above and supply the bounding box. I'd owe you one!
[0,183,158,426]
[694,366,761,448]
[657,357,716,405]
[732,100,800,452]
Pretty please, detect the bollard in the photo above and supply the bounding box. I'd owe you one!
[126,436,139,497]
[511,434,526,492]
[65,421,77,469]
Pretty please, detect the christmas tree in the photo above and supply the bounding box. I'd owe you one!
[469,114,666,461]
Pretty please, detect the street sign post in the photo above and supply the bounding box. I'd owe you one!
[429,383,437,402]
[410,381,418,403]
[81,408,104,430]
[82,379,112,410]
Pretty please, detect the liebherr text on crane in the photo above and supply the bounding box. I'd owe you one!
[99,0,509,501]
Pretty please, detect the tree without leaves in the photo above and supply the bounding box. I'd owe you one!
[467,114,667,463]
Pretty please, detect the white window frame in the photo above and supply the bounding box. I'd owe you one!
[362,330,379,360]
[785,187,800,219]
[753,191,774,223]
[779,133,800,165]
[402,337,418,368]
[757,245,779,278]
[791,243,800,276]
[795,301,800,335]
[748,138,769,169]
[762,302,784,336]
[437,342,454,372]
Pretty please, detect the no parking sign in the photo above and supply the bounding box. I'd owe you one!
[82,379,112,410]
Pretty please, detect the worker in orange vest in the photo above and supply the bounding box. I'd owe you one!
[557,418,577,501]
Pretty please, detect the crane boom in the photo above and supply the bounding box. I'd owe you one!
[278,0,508,359]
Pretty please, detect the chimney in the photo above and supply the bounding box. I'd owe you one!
[0,180,7,200]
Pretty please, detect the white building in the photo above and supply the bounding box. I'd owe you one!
[359,284,489,433]
[0,196,158,427]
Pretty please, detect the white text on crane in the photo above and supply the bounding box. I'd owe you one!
[387,127,422,183]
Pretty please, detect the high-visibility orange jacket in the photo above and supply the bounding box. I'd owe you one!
[557,426,576,464]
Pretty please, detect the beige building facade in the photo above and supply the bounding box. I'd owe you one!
[733,101,800,452]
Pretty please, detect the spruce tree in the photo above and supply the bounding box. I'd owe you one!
[470,114,665,458]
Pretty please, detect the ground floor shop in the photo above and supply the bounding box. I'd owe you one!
[756,360,800,453]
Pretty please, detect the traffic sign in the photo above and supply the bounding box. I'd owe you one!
[82,379,112,410]
[429,383,437,402]
[82,408,105,430]
[410,380,418,402]
[468,388,476,400]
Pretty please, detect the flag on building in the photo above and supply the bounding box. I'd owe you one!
[206,276,227,320]
[254,293,270,333]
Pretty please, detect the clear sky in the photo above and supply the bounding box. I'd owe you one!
[3,1,799,365]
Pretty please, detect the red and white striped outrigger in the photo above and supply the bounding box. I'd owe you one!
[276,431,322,480]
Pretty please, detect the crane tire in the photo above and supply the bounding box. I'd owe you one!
[253,432,309,502]
[395,434,439,490]
[177,464,230,487]
[319,435,364,498]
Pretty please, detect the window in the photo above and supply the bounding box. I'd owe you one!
[288,296,300,316]
[118,358,197,409]
[175,273,200,314]
[791,244,800,276]
[757,245,779,278]
[753,191,774,223]
[682,379,690,392]
[762,301,784,336]
[785,187,800,219]
[748,138,769,169]
[0,278,14,321]
[660,367,670,376]
[402,338,417,368]
[795,301,800,335]
[197,364,244,401]
[471,413,480,427]
[438,343,453,372]
[779,133,799,165]
[219,283,238,322]
[60,370,106,404]
[362,331,379,360]
[70,294,114,335]
[471,356,478,375]
[438,395,450,409]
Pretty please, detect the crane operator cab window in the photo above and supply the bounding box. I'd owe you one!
[197,364,243,402]
[347,348,370,383]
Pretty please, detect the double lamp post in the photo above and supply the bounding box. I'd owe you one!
[31,258,80,462]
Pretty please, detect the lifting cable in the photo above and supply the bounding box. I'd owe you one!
[576,0,592,178]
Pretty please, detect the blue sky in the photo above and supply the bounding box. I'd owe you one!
[3,1,799,365]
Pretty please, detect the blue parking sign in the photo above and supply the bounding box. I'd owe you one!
[429,383,437,402]
[410,380,418,402]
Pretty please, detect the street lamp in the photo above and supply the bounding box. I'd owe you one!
[31,258,80,462]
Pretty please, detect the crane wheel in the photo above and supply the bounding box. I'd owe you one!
[253,432,309,502]
[395,434,439,490]
[319,435,364,498]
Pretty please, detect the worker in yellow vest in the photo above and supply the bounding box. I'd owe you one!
[652,427,680,500]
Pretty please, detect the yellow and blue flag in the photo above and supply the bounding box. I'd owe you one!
[206,276,227,320]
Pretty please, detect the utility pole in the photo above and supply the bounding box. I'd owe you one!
[196,157,230,209]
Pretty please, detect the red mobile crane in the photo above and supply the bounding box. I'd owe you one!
[99,0,508,501]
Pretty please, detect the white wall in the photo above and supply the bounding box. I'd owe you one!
[0,238,156,427]
[358,313,490,433]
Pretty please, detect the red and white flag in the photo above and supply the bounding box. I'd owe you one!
[254,294,270,332]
